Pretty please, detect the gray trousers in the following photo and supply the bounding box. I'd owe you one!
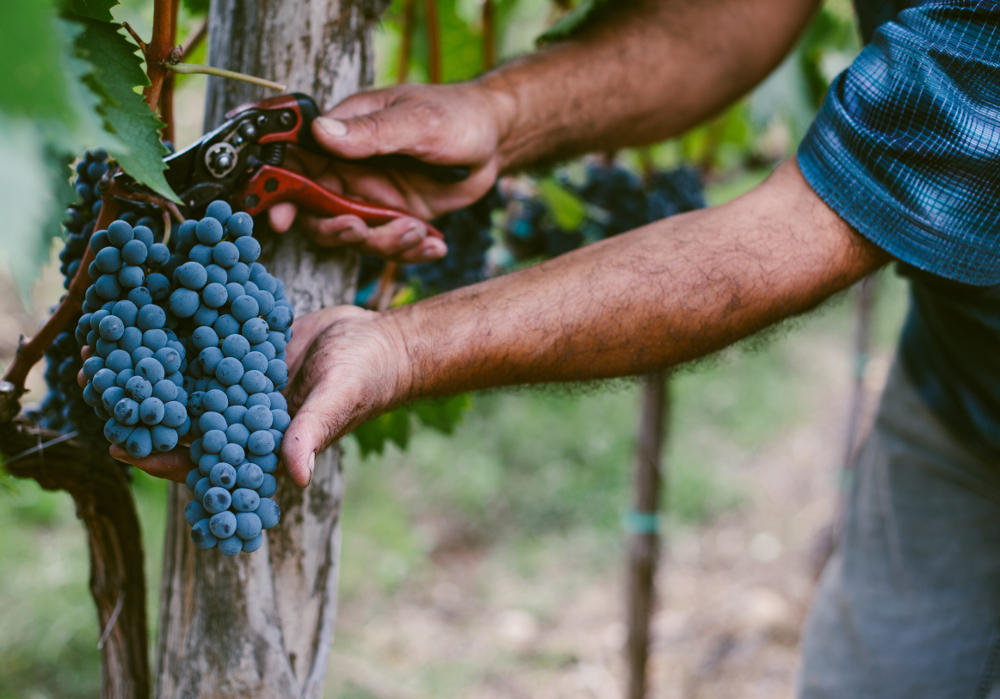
[799,363,1000,698]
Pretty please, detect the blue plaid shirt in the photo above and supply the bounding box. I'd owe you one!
[798,0,1000,455]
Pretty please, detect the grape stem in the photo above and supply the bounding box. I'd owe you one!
[122,22,148,53]
[143,0,177,114]
[162,63,286,91]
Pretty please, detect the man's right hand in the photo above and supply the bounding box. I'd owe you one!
[267,81,513,263]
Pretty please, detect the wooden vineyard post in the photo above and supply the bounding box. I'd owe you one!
[153,0,375,696]
[625,370,669,699]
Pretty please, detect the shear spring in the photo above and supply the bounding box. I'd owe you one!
[261,143,286,166]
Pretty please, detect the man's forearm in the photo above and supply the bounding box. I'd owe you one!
[480,0,820,171]
[383,160,888,401]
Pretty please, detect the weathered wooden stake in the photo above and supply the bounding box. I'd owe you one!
[625,371,669,699]
[153,1,377,696]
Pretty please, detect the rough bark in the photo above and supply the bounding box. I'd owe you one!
[0,405,149,699]
[154,1,378,696]
[625,372,668,699]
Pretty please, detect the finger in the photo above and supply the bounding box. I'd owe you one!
[393,235,448,264]
[312,103,441,162]
[281,404,339,488]
[354,217,429,258]
[109,444,192,483]
[298,214,444,261]
[268,202,298,233]
[325,89,394,121]
[297,214,368,248]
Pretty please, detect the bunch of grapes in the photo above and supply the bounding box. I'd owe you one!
[78,220,188,458]
[644,166,706,219]
[404,187,503,294]
[35,149,111,435]
[166,201,291,556]
[502,163,705,263]
[575,162,652,237]
[503,191,586,259]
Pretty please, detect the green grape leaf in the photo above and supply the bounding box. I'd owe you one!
[536,0,613,45]
[351,393,472,457]
[351,409,412,458]
[536,177,587,231]
[410,394,471,435]
[50,18,126,153]
[63,0,119,22]
[0,0,73,122]
[76,19,176,201]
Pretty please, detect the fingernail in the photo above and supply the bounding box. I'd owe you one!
[315,117,348,138]
[399,226,425,246]
[419,240,446,260]
[337,228,364,243]
[307,451,316,483]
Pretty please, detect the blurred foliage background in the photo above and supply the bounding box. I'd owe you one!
[0,0,912,697]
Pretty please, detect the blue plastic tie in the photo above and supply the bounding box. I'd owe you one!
[624,510,660,535]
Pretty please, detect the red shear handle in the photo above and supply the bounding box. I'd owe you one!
[236,165,443,238]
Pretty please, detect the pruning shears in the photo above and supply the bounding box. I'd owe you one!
[117,93,470,236]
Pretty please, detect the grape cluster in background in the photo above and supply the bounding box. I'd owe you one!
[353,161,705,305]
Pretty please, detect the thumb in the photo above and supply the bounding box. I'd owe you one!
[281,405,339,488]
[312,107,430,161]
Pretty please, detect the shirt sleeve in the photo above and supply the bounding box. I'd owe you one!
[797,2,1000,286]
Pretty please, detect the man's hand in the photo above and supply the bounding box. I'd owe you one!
[267,82,512,263]
[278,306,410,486]
[263,0,816,262]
